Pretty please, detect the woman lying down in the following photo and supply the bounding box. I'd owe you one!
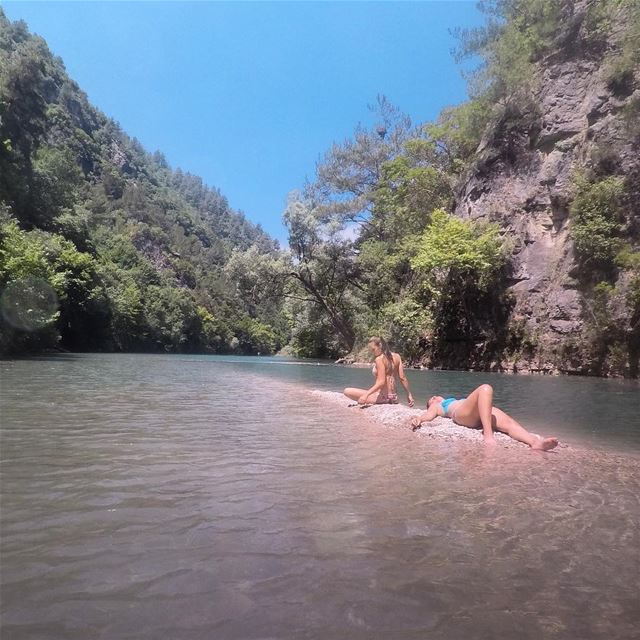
[410,384,559,451]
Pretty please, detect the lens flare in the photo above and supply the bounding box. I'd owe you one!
[0,277,59,331]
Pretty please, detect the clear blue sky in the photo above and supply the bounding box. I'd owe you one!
[2,1,483,243]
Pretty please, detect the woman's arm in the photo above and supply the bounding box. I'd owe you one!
[396,356,414,407]
[358,355,387,404]
[410,405,441,431]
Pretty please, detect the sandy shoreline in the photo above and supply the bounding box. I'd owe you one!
[310,390,569,451]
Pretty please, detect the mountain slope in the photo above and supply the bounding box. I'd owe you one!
[0,10,286,355]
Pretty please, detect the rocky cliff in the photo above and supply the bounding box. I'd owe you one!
[454,0,640,377]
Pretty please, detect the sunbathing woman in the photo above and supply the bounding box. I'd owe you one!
[410,384,558,450]
[343,337,415,406]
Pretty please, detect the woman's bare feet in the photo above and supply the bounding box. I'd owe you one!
[531,436,559,451]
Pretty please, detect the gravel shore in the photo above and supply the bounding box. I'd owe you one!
[310,390,559,450]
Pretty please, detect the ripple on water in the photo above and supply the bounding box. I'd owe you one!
[1,354,639,640]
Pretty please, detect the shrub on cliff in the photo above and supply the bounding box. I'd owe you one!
[570,175,624,270]
[453,0,568,101]
[410,208,506,292]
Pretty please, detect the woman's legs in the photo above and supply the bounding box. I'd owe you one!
[492,408,558,450]
[452,384,495,432]
[343,387,366,401]
[343,387,381,403]
[453,385,559,450]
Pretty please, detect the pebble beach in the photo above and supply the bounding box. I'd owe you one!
[311,390,567,451]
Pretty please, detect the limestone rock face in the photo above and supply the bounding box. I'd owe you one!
[453,2,639,376]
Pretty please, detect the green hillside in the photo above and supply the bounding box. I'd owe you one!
[0,9,286,355]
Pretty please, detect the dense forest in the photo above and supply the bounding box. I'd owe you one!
[1,1,639,376]
[0,8,287,355]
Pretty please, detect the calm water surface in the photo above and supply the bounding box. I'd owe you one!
[1,354,639,640]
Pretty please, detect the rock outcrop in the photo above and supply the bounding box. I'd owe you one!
[454,0,639,376]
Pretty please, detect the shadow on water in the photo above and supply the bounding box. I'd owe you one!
[1,353,82,362]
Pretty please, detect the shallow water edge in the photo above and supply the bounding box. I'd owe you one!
[1,354,639,639]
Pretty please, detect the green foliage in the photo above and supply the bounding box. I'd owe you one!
[196,305,232,353]
[305,95,415,223]
[622,93,640,138]
[568,166,640,375]
[374,298,433,359]
[32,145,84,220]
[224,245,289,312]
[0,216,100,309]
[616,246,640,357]
[627,274,640,318]
[371,145,452,240]
[423,99,492,171]
[570,175,624,268]
[410,209,505,290]
[0,10,285,356]
[605,0,640,95]
[357,238,407,309]
[455,0,638,107]
[616,245,640,271]
[142,285,200,351]
[0,215,105,352]
[281,86,508,360]
[234,317,278,354]
[283,195,361,352]
[356,208,508,364]
[582,0,615,44]
[286,303,344,359]
[454,0,567,100]
[96,261,143,350]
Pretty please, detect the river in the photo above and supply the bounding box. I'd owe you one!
[1,354,639,639]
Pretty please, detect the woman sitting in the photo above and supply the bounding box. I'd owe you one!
[410,384,558,450]
[343,337,415,407]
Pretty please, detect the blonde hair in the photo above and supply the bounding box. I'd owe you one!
[369,336,393,373]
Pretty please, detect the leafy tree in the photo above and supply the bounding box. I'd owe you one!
[375,298,433,360]
[423,99,492,172]
[224,245,290,315]
[357,238,407,310]
[196,305,232,352]
[142,285,200,351]
[408,208,508,354]
[284,195,361,351]
[32,145,85,222]
[369,143,452,242]
[0,215,107,352]
[453,0,568,102]
[0,32,53,223]
[234,317,278,354]
[305,95,415,225]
